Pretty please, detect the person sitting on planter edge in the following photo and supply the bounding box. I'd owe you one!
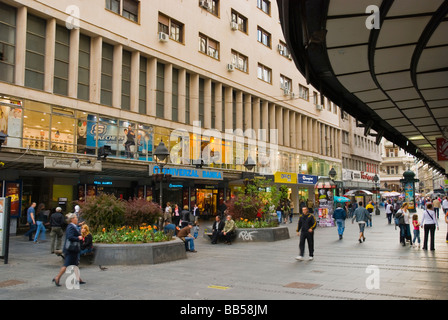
[177,223,197,252]
[221,215,236,245]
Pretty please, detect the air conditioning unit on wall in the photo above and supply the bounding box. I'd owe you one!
[316,104,323,111]
[227,63,235,72]
[230,21,238,31]
[200,0,209,9]
[158,32,169,42]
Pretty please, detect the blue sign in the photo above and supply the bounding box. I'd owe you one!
[298,174,318,185]
[149,165,223,180]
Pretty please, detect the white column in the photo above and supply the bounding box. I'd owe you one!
[14,6,27,86]
[44,18,56,93]
[68,28,80,98]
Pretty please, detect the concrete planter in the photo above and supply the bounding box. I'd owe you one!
[234,226,290,242]
[93,238,187,266]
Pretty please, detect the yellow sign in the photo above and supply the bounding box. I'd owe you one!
[274,172,297,184]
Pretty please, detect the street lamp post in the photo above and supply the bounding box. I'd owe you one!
[154,141,170,208]
[373,174,380,215]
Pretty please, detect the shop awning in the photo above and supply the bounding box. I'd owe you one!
[344,189,373,196]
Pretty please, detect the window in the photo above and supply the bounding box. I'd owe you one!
[386,147,398,157]
[342,131,349,145]
[299,85,309,100]
[0,2,16,83]
[25,15,46,90]
[121,50,131,111]
[387,166,399,175]
[277,41,290,59]
[199,34,219,59]
[280,75,292,92]
[231,9,247,33]
[199,0,219,17]
[139,56,147,114]
[257,27,271,48]
[231,50,248,72]
[156,62,164,118]
[101,42,113,106]
[54,25,70,96]
[158,13,184,43]
[257,0,271,15]
[78,34,90,101]
[257,63,271,83]
[313,91,318,105]
[106,0,139,22]
[172,68,179,122]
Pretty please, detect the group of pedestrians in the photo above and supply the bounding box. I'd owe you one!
[295,196,448,261]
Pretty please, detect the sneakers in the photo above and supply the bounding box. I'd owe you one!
[295,256,313,261]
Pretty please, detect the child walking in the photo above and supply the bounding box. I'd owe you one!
[412,214,421,248]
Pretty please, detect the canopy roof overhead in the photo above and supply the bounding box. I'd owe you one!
[277,0,448,177]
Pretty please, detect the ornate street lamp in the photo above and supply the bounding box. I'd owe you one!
[154,141,170,208]
[373,174,380,215]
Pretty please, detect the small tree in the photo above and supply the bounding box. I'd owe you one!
[227,179,280,221]
[77,193,126,232]
[124,198,162,227]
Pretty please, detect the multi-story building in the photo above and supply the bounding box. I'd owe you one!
[380,141,414,192]
[341,114,382,198]
[0,0,342,231]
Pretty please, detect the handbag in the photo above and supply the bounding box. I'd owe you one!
[65,239,80,252]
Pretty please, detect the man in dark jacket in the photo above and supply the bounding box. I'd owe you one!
[296,207,317,261]
[50,207,64,254]
[211,215,225,244]
[333,203,347,240]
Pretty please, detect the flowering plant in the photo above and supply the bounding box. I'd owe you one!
[92,224,172,244]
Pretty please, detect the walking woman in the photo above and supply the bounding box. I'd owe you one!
[421,203,439,251]
[52,213,85,286]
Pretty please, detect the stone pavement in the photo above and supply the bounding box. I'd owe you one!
[1,207,447,302]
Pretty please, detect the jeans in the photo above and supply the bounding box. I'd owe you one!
[24,223,37,240]
[184,237,195,251]
[413,229,420,244]
[276,211,282,224]
[336,219,345,235]
[387,213,392,224]
[34,221,46,242]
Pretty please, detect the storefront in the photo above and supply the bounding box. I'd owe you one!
[297,174,318,212]
[148,164,226,218]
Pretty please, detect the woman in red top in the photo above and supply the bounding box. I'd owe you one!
[412,214,420,248]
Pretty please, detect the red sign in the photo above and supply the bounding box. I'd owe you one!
[437,138,448,161]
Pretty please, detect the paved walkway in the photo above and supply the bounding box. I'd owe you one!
[1,207,447,301]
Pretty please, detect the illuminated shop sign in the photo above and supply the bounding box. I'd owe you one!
[149,164,223,180]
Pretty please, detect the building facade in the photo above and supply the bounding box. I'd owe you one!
[0,0,343,230]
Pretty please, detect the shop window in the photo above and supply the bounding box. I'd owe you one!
[25,15,46,90]
[76,111,93,154]
[0,2,16,83]
[95,116,119,157]
[119,120,136,159]
[136,124,153,161]
[54,25,70,96]
[0,97,22,148]
[23,109,50,150]
[51,108,75,152]
[78,34,90,101]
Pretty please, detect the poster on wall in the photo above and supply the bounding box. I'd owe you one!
[404,182,415,210]
[4,181,21,218]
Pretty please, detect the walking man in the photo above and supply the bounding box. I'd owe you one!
[352,201,371,243]
[296,207,316,261]
[24,202,37,241]
[333,203,347,240]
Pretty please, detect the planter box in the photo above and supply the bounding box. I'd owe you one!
[234,226,290,242]
[93,239,187,266]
